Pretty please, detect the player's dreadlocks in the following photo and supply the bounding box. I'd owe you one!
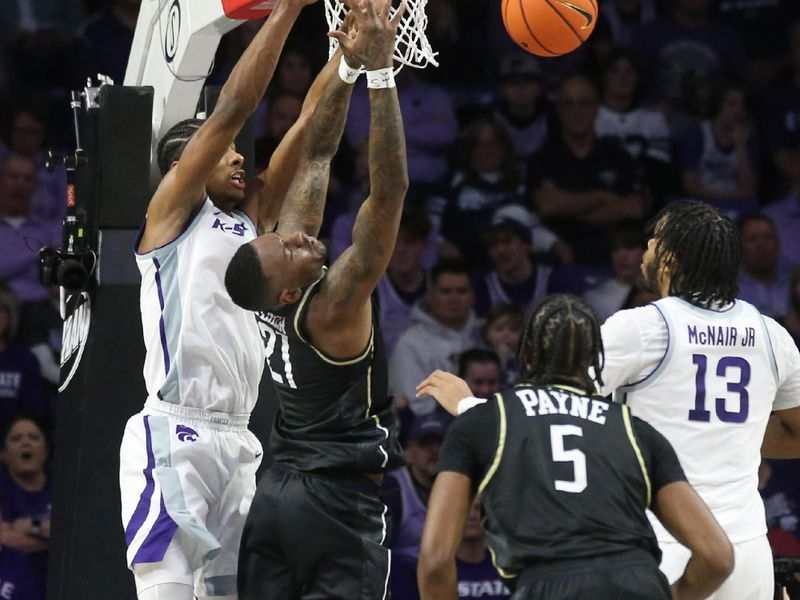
[156,118,204,175]
[649,200,740,307]
[517,295,604,393]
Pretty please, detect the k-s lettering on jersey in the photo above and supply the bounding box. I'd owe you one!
[601,297,800,543]
[136,198,264,414]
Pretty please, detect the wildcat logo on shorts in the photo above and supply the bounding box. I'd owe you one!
[176,425,198,442]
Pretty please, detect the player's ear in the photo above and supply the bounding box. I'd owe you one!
[170,161,179,171]
[279,287,302,306]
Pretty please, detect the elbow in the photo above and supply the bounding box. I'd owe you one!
[703,536,735,584]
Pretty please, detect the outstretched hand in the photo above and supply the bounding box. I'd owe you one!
[328,0,407,70]
[416,370,472,416]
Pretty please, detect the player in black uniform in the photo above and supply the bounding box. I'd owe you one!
[224,1,408,598]
[416,295,734,600]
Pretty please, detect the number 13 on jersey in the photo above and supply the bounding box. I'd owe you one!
[688,353,750,423]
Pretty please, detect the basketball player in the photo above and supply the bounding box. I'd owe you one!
[224,1,408,597]
[116,1,349,598]
[416,295,734,600]
[600,200,800,599]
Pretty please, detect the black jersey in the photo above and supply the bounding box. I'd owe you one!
[257,276,404,474]
[438,384,686,578]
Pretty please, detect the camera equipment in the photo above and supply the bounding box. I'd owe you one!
[39,87,97,295]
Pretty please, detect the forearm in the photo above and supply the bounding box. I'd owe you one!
[533,185,604,219]
[762,414,800,459]
[583,193,647,225]
[366,86,409,211]
[417,560,458,600]
[735,151,757,195]
[276,74,355,235]
[216,2,303,120]
[671,554,730,600]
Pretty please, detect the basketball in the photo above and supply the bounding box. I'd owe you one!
[502,0,598,57]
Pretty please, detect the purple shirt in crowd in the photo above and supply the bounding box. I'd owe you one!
[0,468,50,600]
[0,344,46,435]
[0,218,60,302]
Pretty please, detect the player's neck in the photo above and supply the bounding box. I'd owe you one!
[455,539,487,564]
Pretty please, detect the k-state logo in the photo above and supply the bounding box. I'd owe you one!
[176,425,198,442]
[212,218,247,237]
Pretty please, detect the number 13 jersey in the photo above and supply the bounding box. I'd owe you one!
[601,296,800,543]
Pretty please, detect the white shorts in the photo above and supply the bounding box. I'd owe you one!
[119,399,262,597]
[659,535,774,600]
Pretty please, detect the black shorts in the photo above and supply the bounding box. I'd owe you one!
[238,464,390,600]
[513,549,671,600]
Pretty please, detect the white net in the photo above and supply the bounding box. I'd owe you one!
[324,0,438,72]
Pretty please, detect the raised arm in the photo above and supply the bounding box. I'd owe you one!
[141,0,311,250]
[249,48,345,234]
[308,0,408,356]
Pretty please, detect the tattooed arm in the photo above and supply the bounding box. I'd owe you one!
[308,0,409,358]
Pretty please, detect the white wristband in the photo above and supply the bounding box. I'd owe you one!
[457,396,487,415]
[338,56,361,84]
[366,67,395,89]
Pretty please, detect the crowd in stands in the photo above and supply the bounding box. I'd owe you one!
[1,0,800,597]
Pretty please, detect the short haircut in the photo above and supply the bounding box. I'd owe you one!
[648,200,740,307]
[156,118,204,175]
[429,258,470,287]
[707,79,747,119]
[517,294,604,392]
[458,348,501,378]
[225,243,269,311]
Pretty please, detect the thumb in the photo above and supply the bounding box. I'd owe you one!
[327,30,349,45]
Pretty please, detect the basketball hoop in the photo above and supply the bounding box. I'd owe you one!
[324,0,438,72]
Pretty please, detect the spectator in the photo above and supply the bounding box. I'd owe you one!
[583,222,646,322]
[420,0,479,89]
[440,118,522,268]
[762,187,800,265]
[631,0,745,123]
[376,207,432,357]
[481,304,523,387]
[71,0,140,87]
[254,91,303,170]
[595,48,674,201]
[455,496,511,600]
[0,416,50,600]
[457,349,502,400]
[383,412,450,600]
[0,153,60,303]
[778,266,800,349]
[346,69,458,186]
[17,285,60,409]
[0,285,47,437]
[758,460,800,558]
[738,215,793,319]
[676,81,759,221]
[592,0,657,53]
[473,204,553,317]
[528,75,647,266]
[492,54,551,171]
[273,45,312,96]
[1,101,66,225]
[389,260,481,415]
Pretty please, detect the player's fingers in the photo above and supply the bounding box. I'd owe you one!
[327,30,349,45]
[362,0,377,20]
[390,1,407,27]
[415,383,439,399]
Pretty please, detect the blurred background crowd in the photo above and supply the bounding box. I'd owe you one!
[0,0,799,597]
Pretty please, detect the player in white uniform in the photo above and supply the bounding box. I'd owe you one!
[600,200,800,600]
[116,1,346,598]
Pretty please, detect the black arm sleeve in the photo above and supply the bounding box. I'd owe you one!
[436,401,499,490]
[632,416,687,492]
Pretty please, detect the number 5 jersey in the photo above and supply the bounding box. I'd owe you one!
[601,296,800,544]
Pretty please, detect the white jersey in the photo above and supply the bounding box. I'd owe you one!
[136,198,264,414]
[595,104,671,163]
[601,297,800,543]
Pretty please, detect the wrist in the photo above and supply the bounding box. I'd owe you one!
[338,56,361,84]
[366,66,395,89]
[457,396,487,415]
